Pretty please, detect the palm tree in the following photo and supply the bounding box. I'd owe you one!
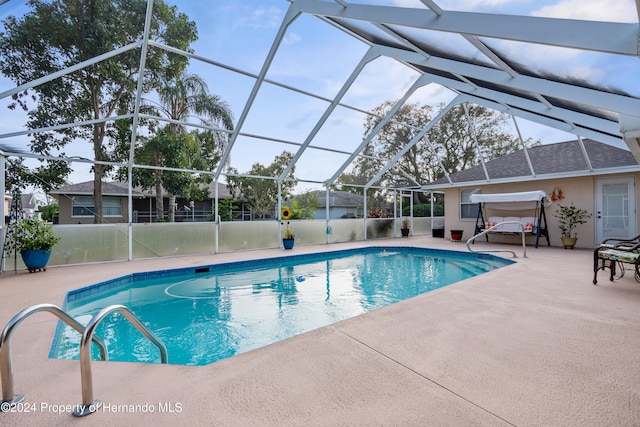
[142,72,234,221]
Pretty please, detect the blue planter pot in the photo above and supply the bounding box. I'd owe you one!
[282,238,295,250]
[20,249,52,272]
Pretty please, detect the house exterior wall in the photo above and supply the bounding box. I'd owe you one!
[3,194,10,221]
[313,207,360,220]
[442,172,640,249]
[56,195,223,224]
[57,196,130,224]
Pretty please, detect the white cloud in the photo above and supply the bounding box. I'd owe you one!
[531,0,637,22]
[428,0,529,11]
[342,59,420,108]
[238,6,283,30]
[283,31,301,46]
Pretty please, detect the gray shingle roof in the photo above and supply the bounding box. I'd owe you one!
[431,139,638,185]
[49,181,147,196]
[50,181,232,198]
[308,190,364,208]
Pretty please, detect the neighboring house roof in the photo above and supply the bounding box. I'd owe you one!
[49,181,232,199]
[204,181,232,199]
[308,190,364,208]
[429,139,639,188]
[49,181,148,197]
[20,193,38,210]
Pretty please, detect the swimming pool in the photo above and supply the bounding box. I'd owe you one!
[51,247,512,366]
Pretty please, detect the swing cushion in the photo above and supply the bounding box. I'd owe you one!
[486,217,537,233]
[520,217,537,233]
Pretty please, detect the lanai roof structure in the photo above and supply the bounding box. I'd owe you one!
[0,0,639,197]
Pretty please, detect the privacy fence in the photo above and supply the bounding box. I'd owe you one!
[3,216,444,271]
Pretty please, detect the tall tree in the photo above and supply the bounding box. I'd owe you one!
[226,152,297,220]
[5,157,70,196]
[125,127,226,221]
[333,172,368,195]
[0,0,197,223]
[344,101,536,202]
[140,72,234,221]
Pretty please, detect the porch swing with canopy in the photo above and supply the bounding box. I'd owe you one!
[470,190,551,248]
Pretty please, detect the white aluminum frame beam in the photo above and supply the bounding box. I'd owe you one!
[127,0,154,261]
[213,4,301,181]
[463,102,490,181]
[620,113,640,161]
[462,95,624,148]
[295,0,639,56]
[278,47,381,182]
[381,46,639,118]
[422,73,621,141]
[365,97,461,187]
[0,41,143,101]
[326,73,432,186]
[511,116,536,177]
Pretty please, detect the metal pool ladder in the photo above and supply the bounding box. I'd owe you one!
[466,221,527,258]
[0,303,167,417]
[74,304,168,417]
[1,303,108,407]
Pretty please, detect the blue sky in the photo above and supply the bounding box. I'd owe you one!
[0,0,638,192]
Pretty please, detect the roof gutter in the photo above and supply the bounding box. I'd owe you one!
[421,164,640,191]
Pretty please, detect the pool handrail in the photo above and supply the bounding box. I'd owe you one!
[1,303,108,406]
[466,221,527,258]
[74,304,168,417]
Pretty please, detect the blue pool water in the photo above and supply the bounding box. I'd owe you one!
[51,247,512,366]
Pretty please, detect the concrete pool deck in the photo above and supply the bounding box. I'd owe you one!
[0,236,639,426]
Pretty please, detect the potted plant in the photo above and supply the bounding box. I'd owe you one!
[281,221,295,249]
[401,217,411,237]
[281,206,295,249]
[553,203,592,249]
[13,217,61,272]
[450,229,464,241]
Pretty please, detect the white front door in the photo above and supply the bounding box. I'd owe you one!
[595,177,636,243]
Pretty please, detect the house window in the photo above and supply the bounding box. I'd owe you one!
[460,188,481,219]
[72,196,122,217]
[345,207,358,218]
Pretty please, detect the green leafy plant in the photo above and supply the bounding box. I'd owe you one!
[216,199,238,222]
[38,203,59,222]
[287,200,315,220]
[13,218,61,252]
[554,203,592,238]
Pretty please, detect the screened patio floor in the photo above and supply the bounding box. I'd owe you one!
[1,236,639,426]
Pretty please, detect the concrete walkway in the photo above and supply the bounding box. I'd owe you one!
[1,237,639,426]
